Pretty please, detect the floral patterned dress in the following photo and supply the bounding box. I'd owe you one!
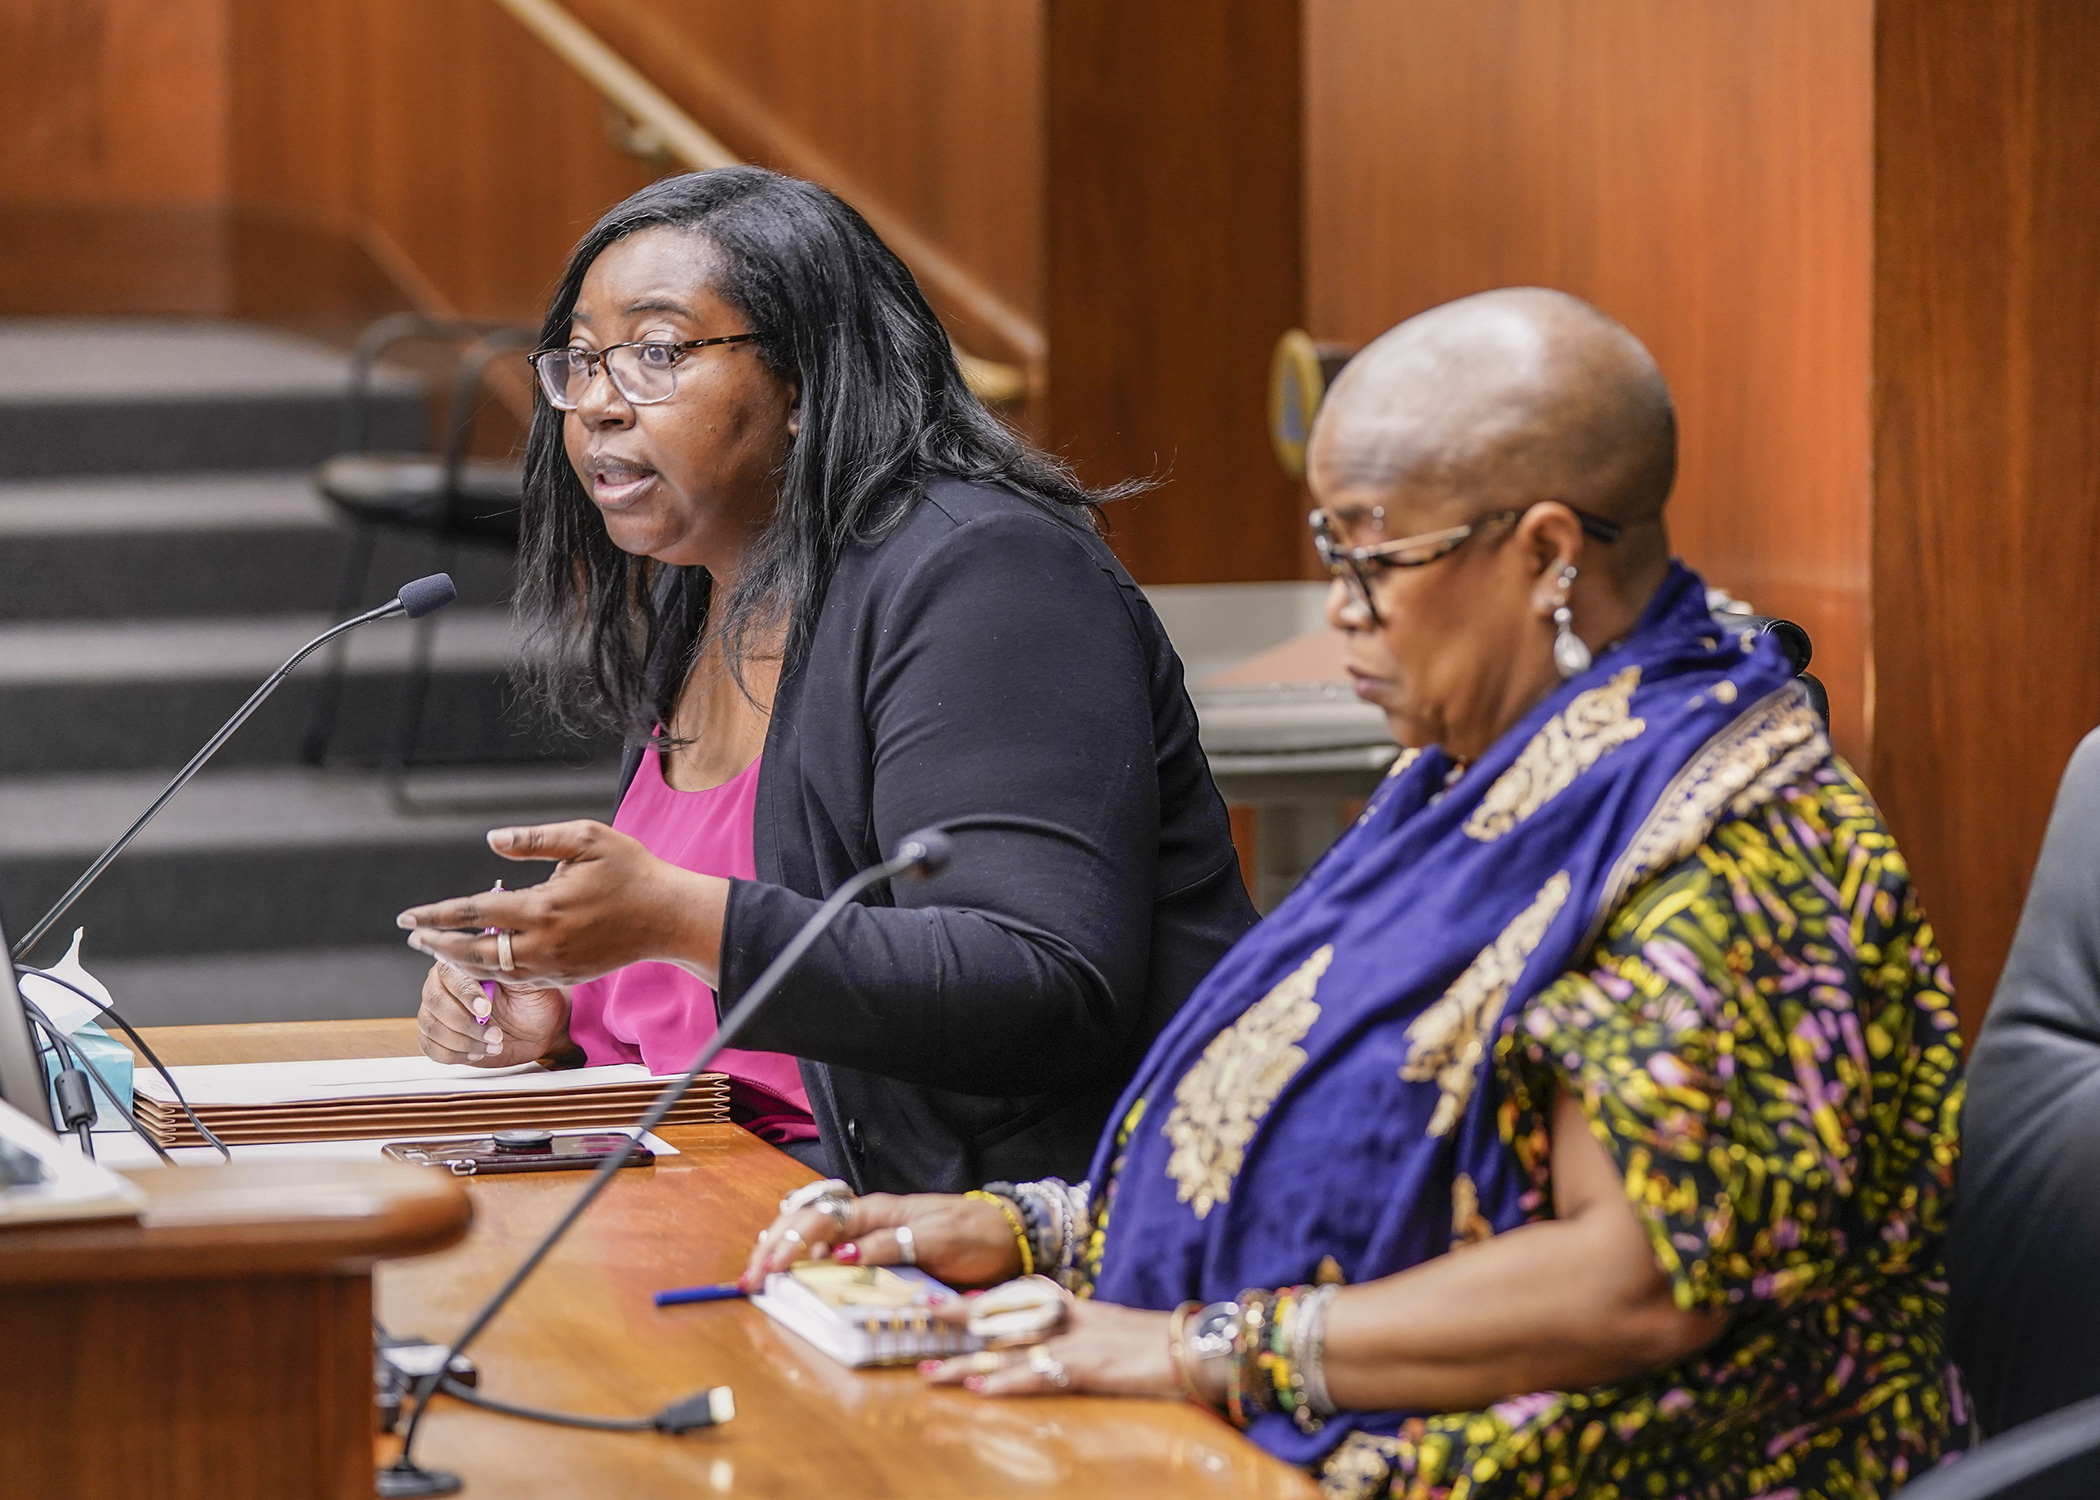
[1313,759,1967,1500]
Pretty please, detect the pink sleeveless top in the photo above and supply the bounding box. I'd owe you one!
[567,748,817,1143]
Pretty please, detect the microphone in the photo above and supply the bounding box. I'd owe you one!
[381,826,958,1498]
[10,574,458,961]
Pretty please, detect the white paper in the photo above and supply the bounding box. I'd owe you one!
[132,1054,693,1107]
[92,1125,682,1170]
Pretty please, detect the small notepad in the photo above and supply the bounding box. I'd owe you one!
[752,1262,986,1367]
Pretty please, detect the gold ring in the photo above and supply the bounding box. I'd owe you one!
[496,931,515,972]
[964,1351,1005,1377]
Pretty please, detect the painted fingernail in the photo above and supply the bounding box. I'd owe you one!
[918,1360,941,1374]
[834,1243,861,1264]
[964,1377,987,1392]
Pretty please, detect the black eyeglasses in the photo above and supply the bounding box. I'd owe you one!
[526,334,759,410]
[1310,503,1624,624]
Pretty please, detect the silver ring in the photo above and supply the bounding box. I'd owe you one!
[780,1227,808,1255]
[812,1194,854,1235]
[780,1178,852,1215]
[895,1224,917,1266]
[495,930,515,973]
[1027,1345,1071,1389]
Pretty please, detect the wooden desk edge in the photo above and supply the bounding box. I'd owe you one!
[0,1159,471,1285]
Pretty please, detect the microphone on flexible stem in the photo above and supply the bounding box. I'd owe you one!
[379,826,957,1499]
[9,574,458,963]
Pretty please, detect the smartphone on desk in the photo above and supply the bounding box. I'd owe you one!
[381,1129,654,1176]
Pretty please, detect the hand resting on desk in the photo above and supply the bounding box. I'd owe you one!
[741,1190,1023,1292]
[745,1188,1185,1401]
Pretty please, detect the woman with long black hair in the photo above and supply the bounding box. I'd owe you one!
[395,167,1257,1192]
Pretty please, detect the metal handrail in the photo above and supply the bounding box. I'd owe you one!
[488,0,1032,407]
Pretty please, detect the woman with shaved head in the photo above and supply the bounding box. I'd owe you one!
[748,290,1965,1499]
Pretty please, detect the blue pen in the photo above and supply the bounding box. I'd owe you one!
[654,1282,748,1308]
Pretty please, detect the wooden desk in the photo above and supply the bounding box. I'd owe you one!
[0,1101,469,1499]
[136,1019,1319,1499]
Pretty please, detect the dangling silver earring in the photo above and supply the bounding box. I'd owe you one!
[1551,564,1591,679]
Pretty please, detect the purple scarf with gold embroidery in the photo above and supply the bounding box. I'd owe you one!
[1086,562,1822,1464]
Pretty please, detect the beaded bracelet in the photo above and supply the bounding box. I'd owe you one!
[1059,1180,1092,1276]
[1260,1286,1299,1427]
[987,1180,1062,1276]
[964,1190,1034,1275]
[1001,1178,1094,1289]
[1227,1288,1276,1429]
[1014,1183,1061,1274]
[1265,1285,1332,1432]
[1032,1184,1068,1280]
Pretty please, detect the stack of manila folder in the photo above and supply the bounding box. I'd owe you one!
[130,1056,728,1148]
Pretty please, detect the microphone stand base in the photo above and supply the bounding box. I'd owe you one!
[377,1460,463,1497]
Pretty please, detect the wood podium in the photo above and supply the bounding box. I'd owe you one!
[0,1157,469,1500]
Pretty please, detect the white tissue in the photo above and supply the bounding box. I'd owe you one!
[18,929,114,1035]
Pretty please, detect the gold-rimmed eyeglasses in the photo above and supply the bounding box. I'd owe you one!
[1310,503,1624,625]
[526,334,759,410]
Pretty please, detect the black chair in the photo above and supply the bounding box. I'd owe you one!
[1721,611,1830,725]
[300,314,535,784]
[1939,726,2100,1498]
[1892,1392,2100,1500]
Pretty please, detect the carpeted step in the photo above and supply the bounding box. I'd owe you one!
[0,471,514,621]
[0,319,422,477]
[0,610,606,775]
[0,764,620,964]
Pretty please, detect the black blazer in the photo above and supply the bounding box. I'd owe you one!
[618,480,1257,1192]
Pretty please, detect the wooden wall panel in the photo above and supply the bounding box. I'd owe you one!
[1872,0,2100,1033]
[561,0,1045,368]
[228,0,660,326]
[0,205,227,315]
[1043,0,1304,585]
[0,0,228,207]
[1304,0,1875,760]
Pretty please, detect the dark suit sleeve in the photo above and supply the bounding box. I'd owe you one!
[720,509,1160,1095]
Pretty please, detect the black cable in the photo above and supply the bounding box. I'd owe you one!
[15,965,230,1160]
[435,1378,651,1433]
[20,1000,174,1165]
[373,1316,654,1434]
[19,1010,93,1154]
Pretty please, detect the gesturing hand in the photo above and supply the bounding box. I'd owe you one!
[395,820,730,989]
[415,961,571,1067]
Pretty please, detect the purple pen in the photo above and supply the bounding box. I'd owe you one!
[477,880,505,1022]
